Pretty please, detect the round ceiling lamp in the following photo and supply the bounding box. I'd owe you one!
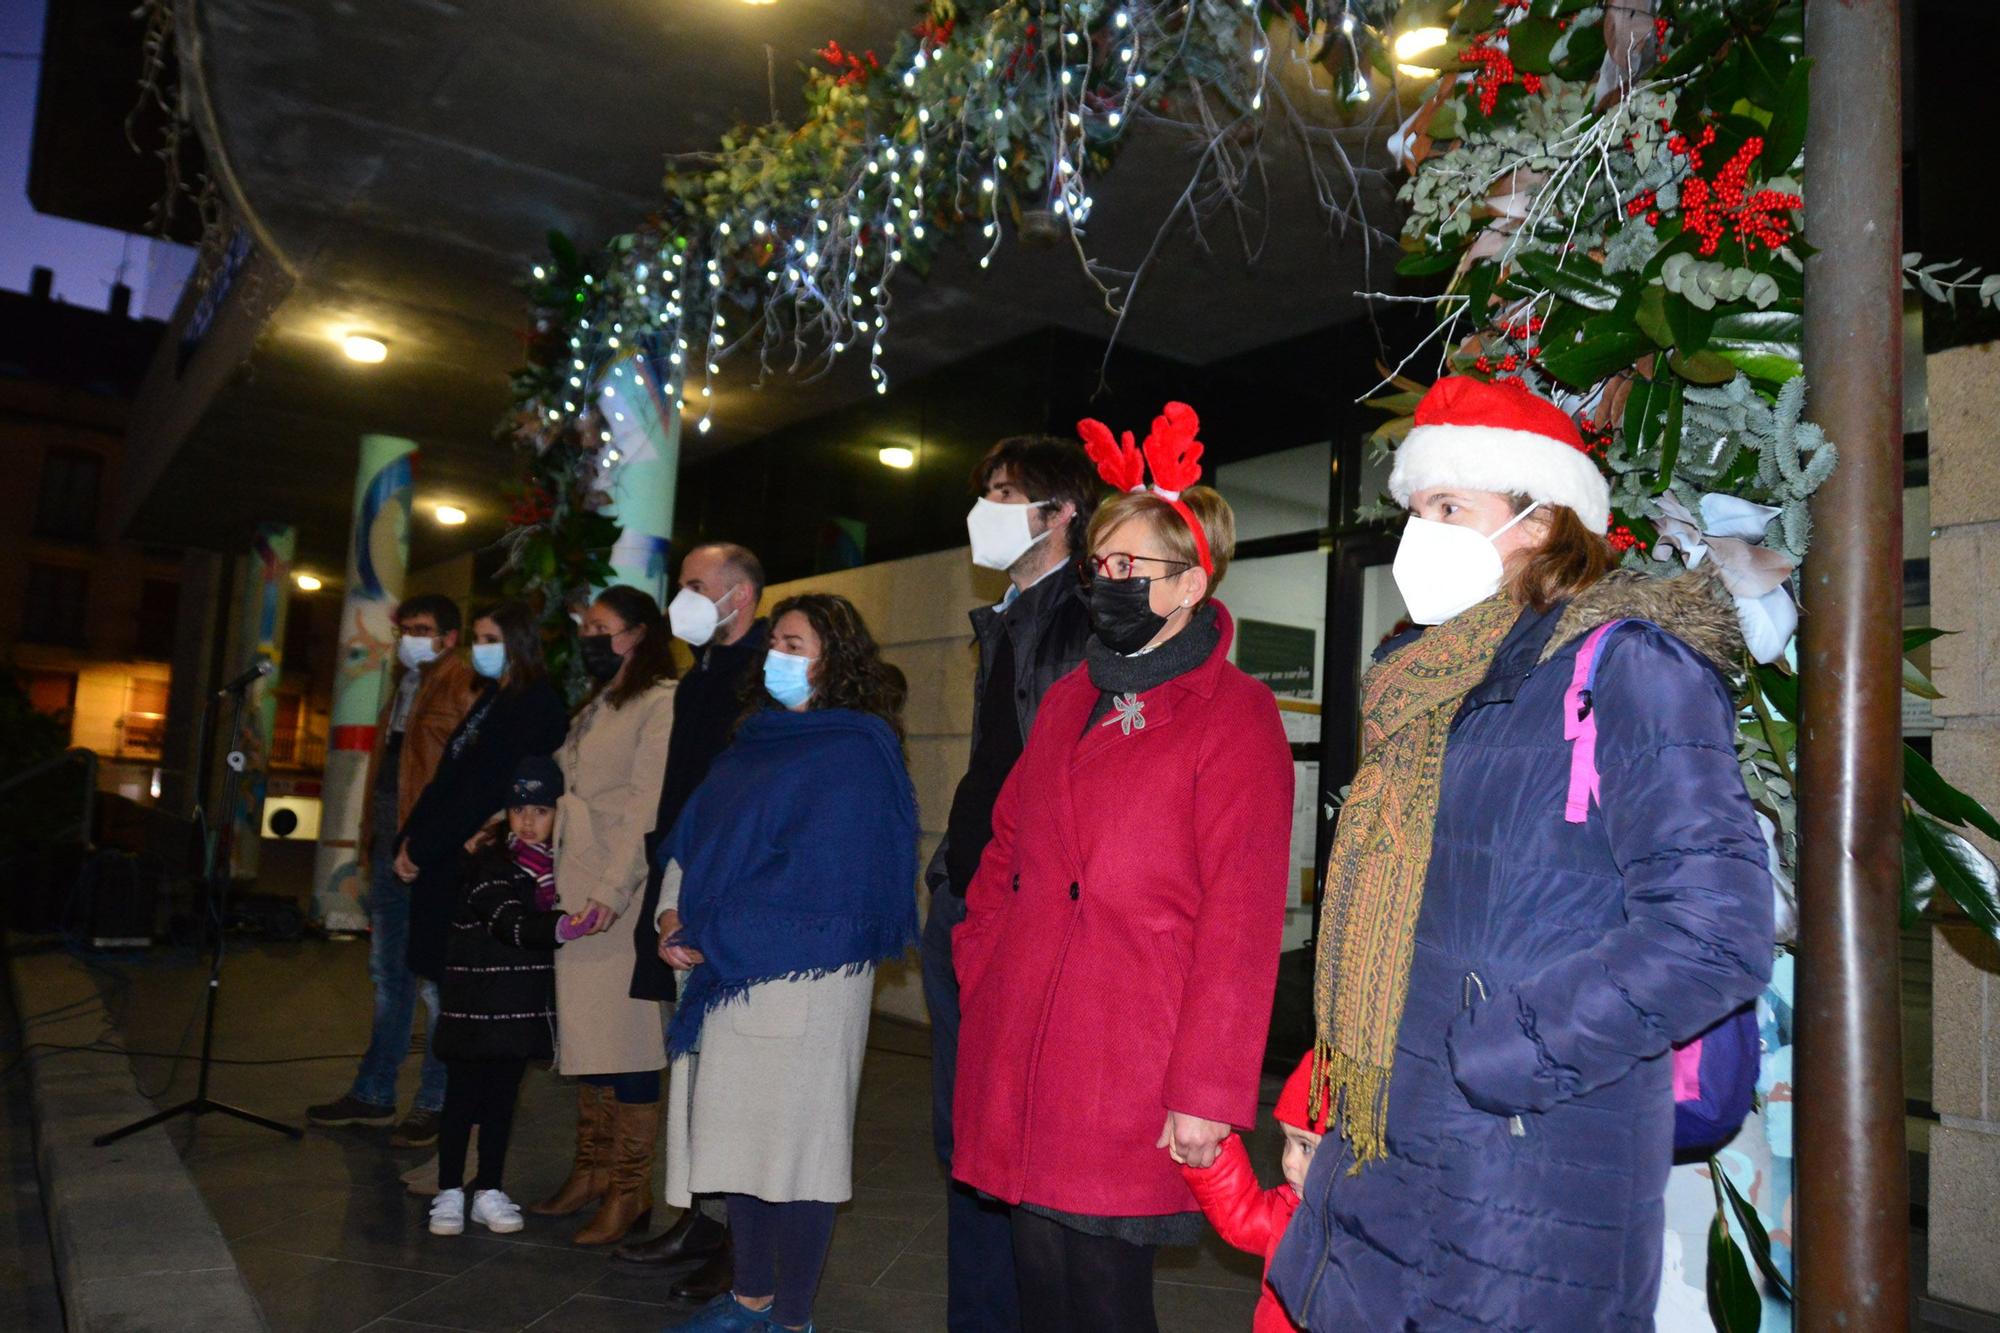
[878,446,916,469]
[341,333,389,363]
[1394,26,1449,77]
[434,504,468,525]
[294,572,323,592]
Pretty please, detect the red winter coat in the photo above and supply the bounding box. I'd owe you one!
[951,603,1294,1218]
[1182,1136,1302,1333]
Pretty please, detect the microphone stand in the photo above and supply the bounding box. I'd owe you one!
[96,663,302,1147]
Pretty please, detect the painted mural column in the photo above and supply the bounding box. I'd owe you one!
[598,357,680,600]
[312,434,415,931]
[224,522,295,879]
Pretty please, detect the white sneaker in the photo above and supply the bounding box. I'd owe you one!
[428,1187,465,1236]
[469,1188,524,1234]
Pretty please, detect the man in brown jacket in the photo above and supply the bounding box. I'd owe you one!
[308,593,479,1146]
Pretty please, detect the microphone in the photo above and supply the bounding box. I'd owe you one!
[217,659,275,695]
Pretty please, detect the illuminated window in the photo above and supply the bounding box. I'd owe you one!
[119,677,170,760]
[20,671,77,744]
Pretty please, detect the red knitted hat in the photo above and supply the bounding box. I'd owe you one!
[1275,1050,1330,1135]
[1387,376,1610,531]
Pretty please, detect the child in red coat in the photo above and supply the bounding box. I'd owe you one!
[1180,1052,1327,1333]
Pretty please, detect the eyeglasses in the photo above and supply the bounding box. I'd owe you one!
[1081,552,1194,584]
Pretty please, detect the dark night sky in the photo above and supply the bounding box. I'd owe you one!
[1,0,192,317]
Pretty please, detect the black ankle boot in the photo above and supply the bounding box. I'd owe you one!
[611,1209,727,1267]
[669,1234,734,1301]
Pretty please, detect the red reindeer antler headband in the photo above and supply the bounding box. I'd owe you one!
[1076,401,1214,575]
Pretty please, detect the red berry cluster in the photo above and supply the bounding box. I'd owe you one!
[1462,33,1535,115]
[1624,187,1663,227]
[1577,422,1615,459]
[914,15,955,48]
[817,41,880,87]
[509,484,555,527]
[1679,136,1803,256]
[1606,523,1648,553]
[1473,344,1541,374]
[1665,122,1717,171]
[1654,17,1671,46]
[1499,314,1546,339]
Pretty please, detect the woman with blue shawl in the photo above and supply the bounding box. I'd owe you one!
[657,592,919,1333]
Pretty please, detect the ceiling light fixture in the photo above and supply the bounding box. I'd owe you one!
[434,504,468,525]
[1394,26,1449,77]
[294,573,323,592]
[341,333,389,363]
[878,446,916,470]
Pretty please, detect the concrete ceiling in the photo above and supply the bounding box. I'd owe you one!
[112,0,1402,571]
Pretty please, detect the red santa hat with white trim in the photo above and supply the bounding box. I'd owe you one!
[1388,376,1610,533]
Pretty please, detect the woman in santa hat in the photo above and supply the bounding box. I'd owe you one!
[1266,375,1774,1331]
[950,403,1295,1332]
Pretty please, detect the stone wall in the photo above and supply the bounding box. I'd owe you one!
[1925,338,2000,1314]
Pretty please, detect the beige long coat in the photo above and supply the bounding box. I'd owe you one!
[553,678,675,1075]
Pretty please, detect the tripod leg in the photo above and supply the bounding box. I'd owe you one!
[93,1099,201,1147]
[203,1100,304,1140]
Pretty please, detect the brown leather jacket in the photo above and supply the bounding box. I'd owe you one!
[357,652,480,871]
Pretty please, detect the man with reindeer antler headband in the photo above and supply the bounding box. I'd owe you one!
[949,400,1296,1333]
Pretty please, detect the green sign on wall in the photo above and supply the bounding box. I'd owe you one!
[1236,618,1317,699]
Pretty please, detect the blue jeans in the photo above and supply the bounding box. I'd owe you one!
[350,793,446,1112]
[922,885,1021,1333]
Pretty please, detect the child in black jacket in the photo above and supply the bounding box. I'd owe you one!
[429,756,601,1237]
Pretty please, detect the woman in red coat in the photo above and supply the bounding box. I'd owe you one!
[952,404,1295,1332]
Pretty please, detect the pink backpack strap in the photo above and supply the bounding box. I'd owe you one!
[1563,619,1633,824]
[1672,1036,1706,1101]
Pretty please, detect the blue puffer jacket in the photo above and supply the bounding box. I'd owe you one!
[1269,574,1774,1331]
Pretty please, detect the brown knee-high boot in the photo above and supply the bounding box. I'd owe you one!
[572,1099,660,1245]
[529,1083,613,1217]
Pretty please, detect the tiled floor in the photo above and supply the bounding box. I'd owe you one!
[102,939,1266,1332]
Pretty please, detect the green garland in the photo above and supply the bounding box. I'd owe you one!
[495,0,1411,638]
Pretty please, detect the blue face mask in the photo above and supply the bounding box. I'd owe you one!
[763,650,816,709]
[471,642,507,679]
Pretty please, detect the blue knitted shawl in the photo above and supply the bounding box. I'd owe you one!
[662,706,918,1056]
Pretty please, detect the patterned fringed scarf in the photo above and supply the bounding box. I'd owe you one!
[1310,595,1518,1168]
[508,833,557,911]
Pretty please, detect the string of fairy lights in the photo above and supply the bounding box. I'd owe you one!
[511,0,1415,478]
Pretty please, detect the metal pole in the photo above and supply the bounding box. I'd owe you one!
[1795,0,1908,1325]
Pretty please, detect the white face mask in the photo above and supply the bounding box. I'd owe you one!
[668,584,739,646]
[1390,503,1540,626]
[966,497,1053,572]
[397,634,440,669]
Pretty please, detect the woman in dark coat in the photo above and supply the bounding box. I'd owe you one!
[1267,377,1774,1331]
[953,405,1295,1333]
[397,600,568,982]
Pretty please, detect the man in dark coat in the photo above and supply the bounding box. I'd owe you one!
[308,593,477,1149]
[924,435,1101,1332]
[612,542,767,1290]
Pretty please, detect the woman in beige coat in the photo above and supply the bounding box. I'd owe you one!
[529,585,677,1245]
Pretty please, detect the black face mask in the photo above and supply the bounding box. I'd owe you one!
[1087,577,1173,654]
[577,633,624,682]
